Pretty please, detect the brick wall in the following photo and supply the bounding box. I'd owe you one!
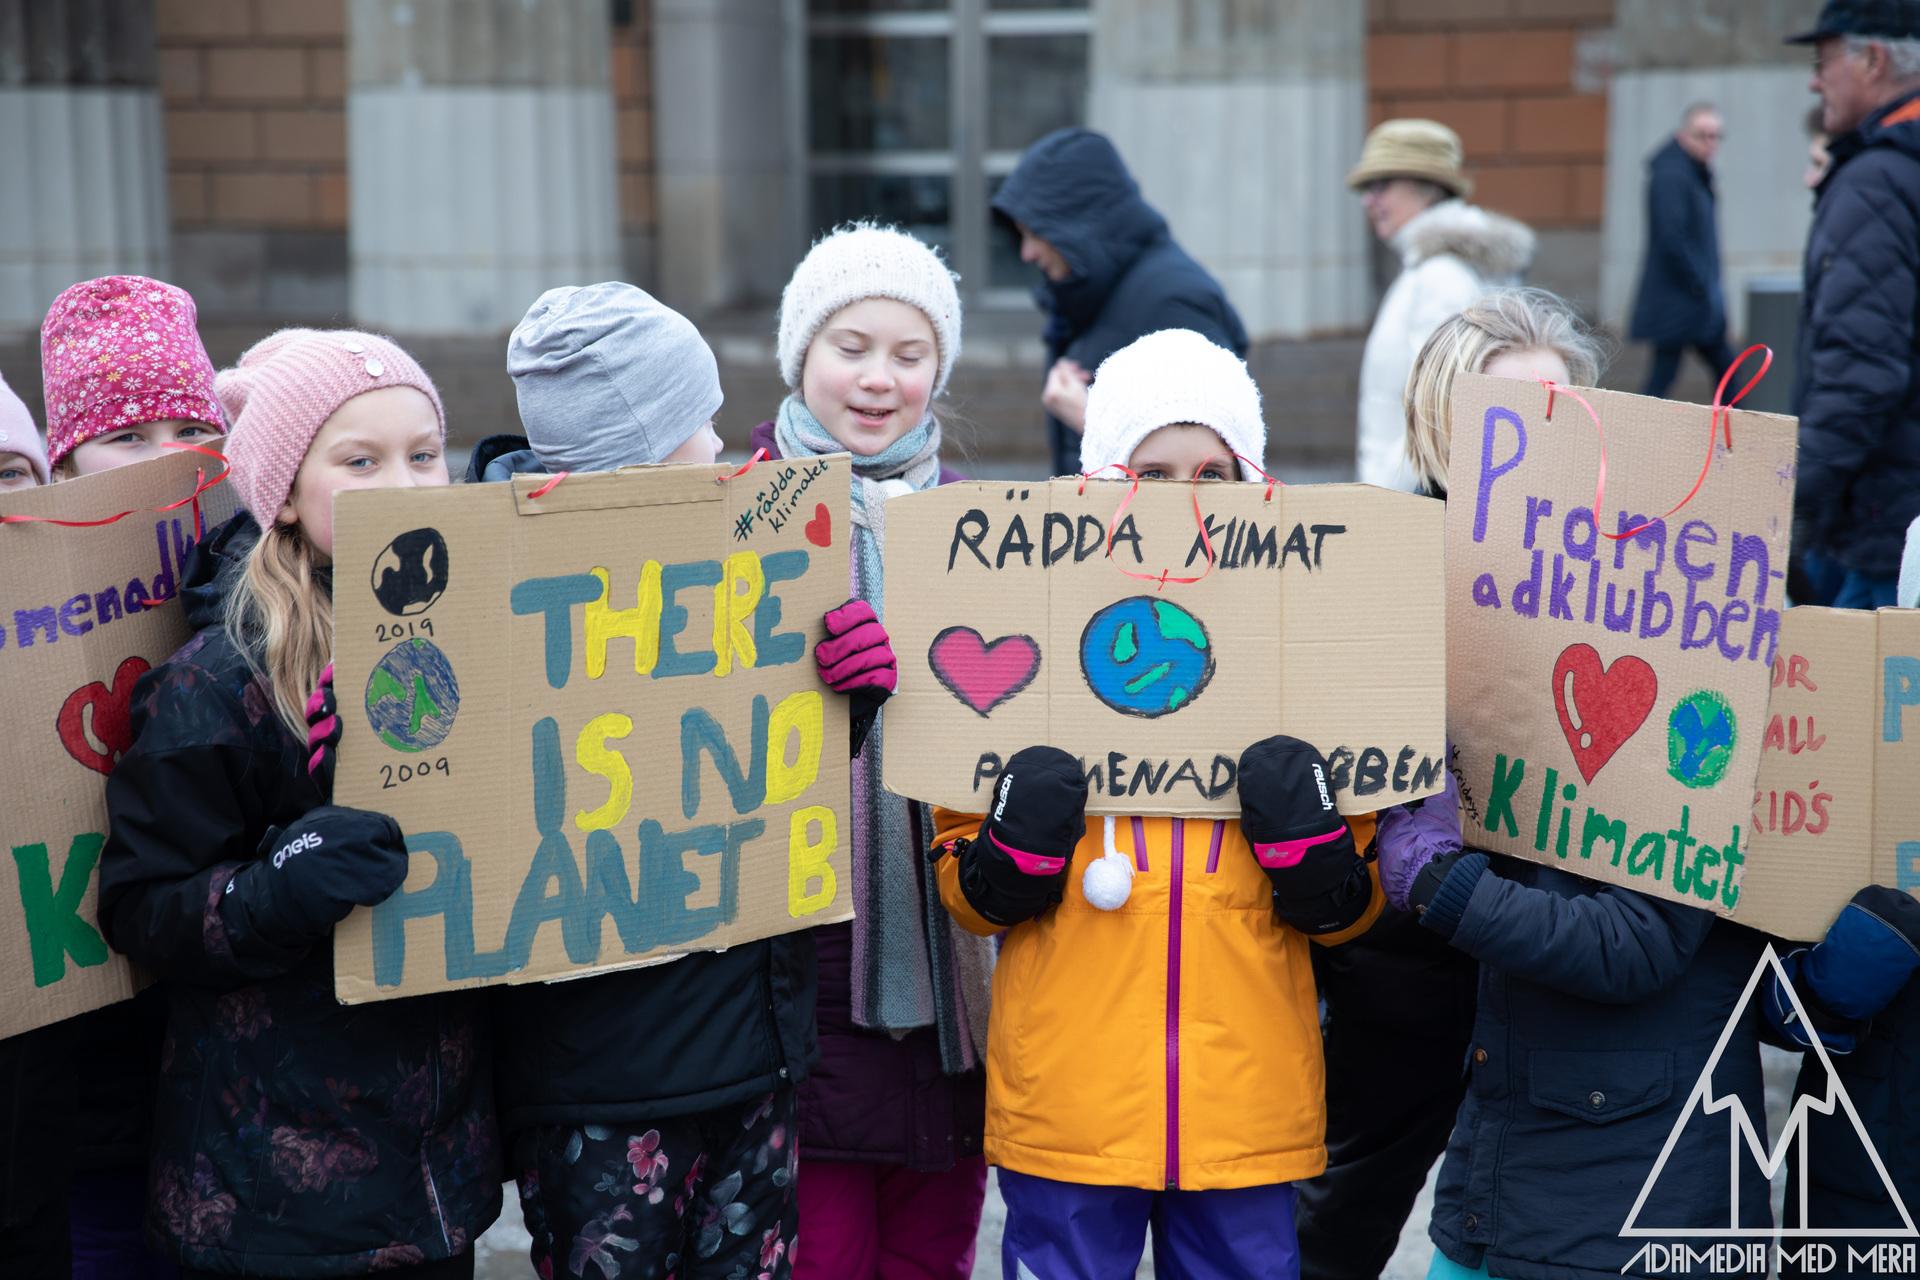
[155,0,656,243]
[156,0,347,232]
[1368,0,1616,230]
[613,5,656,244]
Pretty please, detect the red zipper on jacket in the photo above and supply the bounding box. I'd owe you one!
[1166,817,1185,1188]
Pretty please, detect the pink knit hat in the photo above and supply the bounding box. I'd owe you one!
[216,329,445,520]
[40,275,224,470]
[0,372,49,484]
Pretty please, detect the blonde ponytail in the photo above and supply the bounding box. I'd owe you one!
[224,519,332,742]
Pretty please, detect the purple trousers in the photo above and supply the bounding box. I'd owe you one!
[71,1169,178,1280]
[998,1169,1300,1280]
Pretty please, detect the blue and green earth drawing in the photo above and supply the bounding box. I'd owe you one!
[1079,596,1215,718]
[1666,689,1736,789]
[365,637,461,752]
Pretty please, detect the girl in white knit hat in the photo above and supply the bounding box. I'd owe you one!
[931,328,1386,1278]
[1074,326,1269,483]
[748,222,992,1280]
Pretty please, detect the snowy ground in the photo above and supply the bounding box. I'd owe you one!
[475,1044,1802,1279]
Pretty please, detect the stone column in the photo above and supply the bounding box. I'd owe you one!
[347,0,620,334]
[0,0,169,328]
[1600,0,1821,337]
[649,0,800,315]
[1087,0,1370,340]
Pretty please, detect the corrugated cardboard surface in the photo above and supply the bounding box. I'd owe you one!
[1445,373,1797,913]
[881,478,1446,817]
[1727,608,1875,941]
[0,452,236,1039]
[1875,611,1920,912]
[331,458,853,1004]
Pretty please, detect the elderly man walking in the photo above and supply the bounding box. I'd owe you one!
[1789,0,1920,608]
[1630,103,1734,397]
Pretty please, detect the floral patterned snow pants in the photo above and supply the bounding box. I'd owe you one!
[514,1088,799,1280]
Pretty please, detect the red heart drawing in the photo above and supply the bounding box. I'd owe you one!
[1551,643,1658,784]
[928,626,1041,717]
[57,656,151,776]
[805,503,832,548]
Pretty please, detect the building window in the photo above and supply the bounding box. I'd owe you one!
[804,1,1090,306]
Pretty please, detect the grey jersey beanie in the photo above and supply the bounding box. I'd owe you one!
[507,282,723,473]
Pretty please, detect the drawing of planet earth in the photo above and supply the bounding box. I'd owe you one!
[1666,689,1735,789]
[365,637,461,752]
[1079,596,1215,718]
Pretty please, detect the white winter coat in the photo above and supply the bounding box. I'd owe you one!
[1356,200,1535,491]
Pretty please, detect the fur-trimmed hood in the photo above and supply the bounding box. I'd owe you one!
[1395,199,1535,281]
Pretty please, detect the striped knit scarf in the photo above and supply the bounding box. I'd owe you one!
[774,395,990,1073]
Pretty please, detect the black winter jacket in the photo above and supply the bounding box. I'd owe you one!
[464,437,820,1138]
[992,128,1248,473]
[0,1022,75,1246]
[1420,855,1771,1280]
[1793,89,1920,578]
[1778,974,1920,1261]
[96,512,501,1276]
[1629,138,1725,347]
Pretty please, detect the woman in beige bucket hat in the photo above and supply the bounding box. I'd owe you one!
[1348,118,1535,492]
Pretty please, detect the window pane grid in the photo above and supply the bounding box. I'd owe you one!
[803,0,1086,306]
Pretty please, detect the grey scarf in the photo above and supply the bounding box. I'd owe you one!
[775,395,991,1073]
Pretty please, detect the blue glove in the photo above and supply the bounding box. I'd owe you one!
[1799,886,1920,1021]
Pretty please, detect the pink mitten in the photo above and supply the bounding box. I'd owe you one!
[816,599,897,695]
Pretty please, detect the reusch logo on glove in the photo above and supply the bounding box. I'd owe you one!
[993,771,1014,821]
[272,831,324,869]
[1311,761,1332,811]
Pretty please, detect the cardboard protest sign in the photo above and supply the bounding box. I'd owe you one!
[0,451,236,1039]
[1733,608,1920,940]
[881,478,1446,817]
[1445,372,1797,912]
[331,458,854,1004]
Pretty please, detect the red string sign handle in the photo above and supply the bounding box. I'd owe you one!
[718,447,769,484]
[1538,343,1774,544]
[1218,451,1284,503]
[1078,463,1222,592]
[525,446,771,501]
[0,441,230,536]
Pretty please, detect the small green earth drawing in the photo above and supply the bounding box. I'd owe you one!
[1666,689,1736,789]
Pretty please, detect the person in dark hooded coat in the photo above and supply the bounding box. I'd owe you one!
[992,128,1249,478]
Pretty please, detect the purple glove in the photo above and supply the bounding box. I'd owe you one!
[816,600,897,695]
[1376,764,1462,912]
[305,662,340,795]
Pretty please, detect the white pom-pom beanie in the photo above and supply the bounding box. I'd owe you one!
[1079,329,1266,480]
[776,222,963,399]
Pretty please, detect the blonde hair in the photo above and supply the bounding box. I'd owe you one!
[1403,287,1607,495]
[224,519,332,742]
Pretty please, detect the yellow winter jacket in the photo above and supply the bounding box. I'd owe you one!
[934,808,1381,1192]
